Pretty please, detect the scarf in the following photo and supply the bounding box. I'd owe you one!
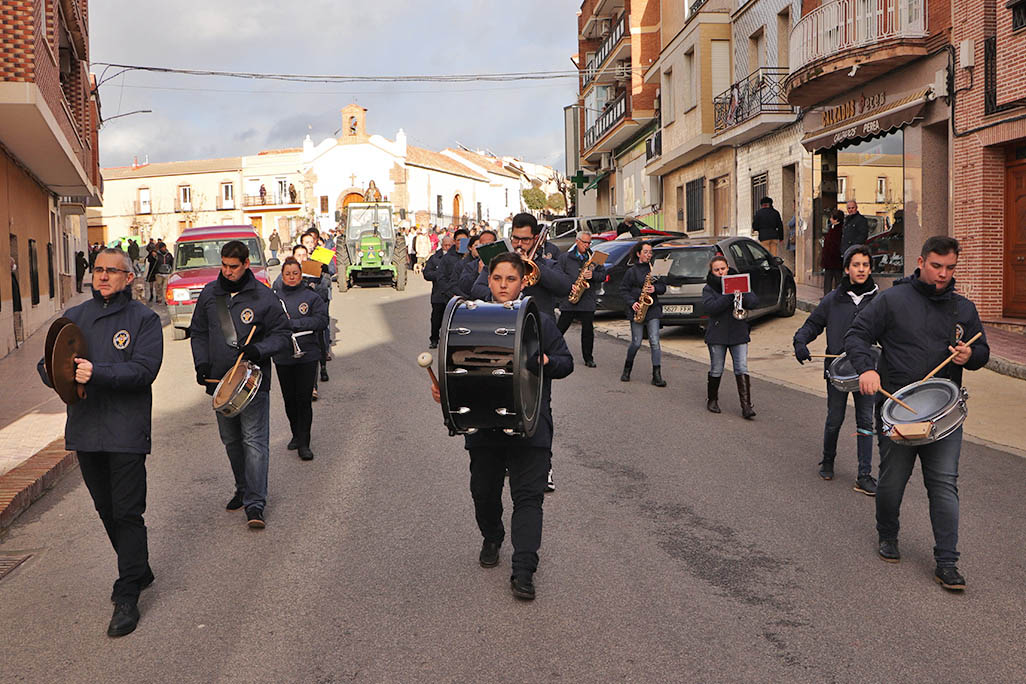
[842,275,878,306]
[218,269,252,293]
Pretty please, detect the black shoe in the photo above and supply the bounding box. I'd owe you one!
[935,566,966,591]
[620,358,633,382]
[246,507,265,529]
[584,359,596,368]
[818,461,834,480]
[429,342,438,349]
[878,539,900,563]
[226,492,245,510]
[287,438,298,451]
[545,469,555,493]
[107,600,140,638]
[651,365,667,387]
[510,573,535,601]
[298,446,315,461]
[854,475,878,496]
[320,368,329,382]
[479,541,500,568]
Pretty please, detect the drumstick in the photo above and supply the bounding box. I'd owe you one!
[418,352,439,392]
[921,331,983,382]
[228,326,258,382]
[879,388,917,414]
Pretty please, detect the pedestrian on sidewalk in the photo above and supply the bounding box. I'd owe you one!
[846,236,990,591]
[144,244,158,302]
[269,229,281,261]
[37,247,164,638]
[822,210,845,295]
[152,242,174,305]
[74,250,88,293]
[702,255,758,418]
[620,241,667,387]
[753,197,784,257]
[793,244,879,492]
[190,240,291,530]
[842,200,870,255]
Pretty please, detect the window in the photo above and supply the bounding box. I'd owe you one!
[751,172,768,221]
[711,41,731,105]
[319,195,329,214]
[777,8,791,69]
[276,179,288,203]
[180,185,192,211]
[62,233,70,274]
[876,177,887,203]
[1015,3,1026,31]
[221,182,234,210]
[686,178,705,232]
[748,28,765,74]
[46,243,55,299]
[729,242,751,269]
[28,239,39,306]
[437,195,444,219]
[476,202,482,221]
[505,188,509,208]
[676,185,685,227]
[684,51,696,110]
[745,241,773,270]
[662,68,675,123]
[138,188,151,214]
[838,177,848,203]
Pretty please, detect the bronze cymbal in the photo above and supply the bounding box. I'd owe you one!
[51,323,89,404]
[43,317,73,389]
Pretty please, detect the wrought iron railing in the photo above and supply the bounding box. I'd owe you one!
[789,0,927,75]
[689,0,710,15]
[583,91,628,151]
[713,67,794,134]
[242,192,302,207]
[646,130,662,161]
[582,15,628,86]
[984,35,998,115]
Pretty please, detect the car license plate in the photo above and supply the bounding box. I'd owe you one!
[663,305,693,314]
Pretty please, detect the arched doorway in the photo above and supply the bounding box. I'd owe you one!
[335,190,365,229]
[452,194,462,225]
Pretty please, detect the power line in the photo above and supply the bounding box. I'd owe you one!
[107,82,573,96]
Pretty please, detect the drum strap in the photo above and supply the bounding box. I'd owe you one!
[215,295,239,349]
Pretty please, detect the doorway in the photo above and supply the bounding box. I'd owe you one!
[452,194,462,225]
[1005,152,1026,317]
[712,176,730,236]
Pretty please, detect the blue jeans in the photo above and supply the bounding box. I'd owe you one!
[824,382,875,477]
[216,390,270,512]
[627,318,661,367]
[707,343,748,377]
[876,425,962,567]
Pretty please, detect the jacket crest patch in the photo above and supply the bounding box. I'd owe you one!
[113,330,131,350]
[298,302,309,315]
[240,308,255,324]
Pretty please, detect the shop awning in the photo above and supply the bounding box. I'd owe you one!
[582,171,609,192]
[801,87,933,153]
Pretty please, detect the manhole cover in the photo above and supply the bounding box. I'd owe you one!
[0,555,31,581]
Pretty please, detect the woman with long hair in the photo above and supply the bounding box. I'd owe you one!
[619,241,667,387]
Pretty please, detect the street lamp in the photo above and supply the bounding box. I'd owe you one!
[99,109,152,128]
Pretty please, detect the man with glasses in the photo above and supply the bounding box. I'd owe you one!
[37,248,164,637]
[557,232,605,369]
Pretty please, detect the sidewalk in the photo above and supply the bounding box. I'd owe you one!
[595,311,1026,457]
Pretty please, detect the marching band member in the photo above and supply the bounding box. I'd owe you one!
[846,237,989,591]
[556,231,605,368]
[457,229,496,296]
[272,257,329,461]
[423,234,458,349]
[300,231,333,383]
[430,252,574,600]
[37,248,163,638]
[702,255,758,418]
[190,241,291,529]
[793,245,879,492]
[619,241,667,387]
[283,244,331,398]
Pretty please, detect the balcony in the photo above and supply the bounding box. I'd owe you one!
[174,198,193,213]
[646,130,662,161]
[134,200,151,215]
[785,0,929,107]
[712,68,796,145]
[580,0,626,38]
[242,192,302,209]
[583,91,628,153]
[582,15,629,88]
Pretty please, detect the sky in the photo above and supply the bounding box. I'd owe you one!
[91,1,581,172]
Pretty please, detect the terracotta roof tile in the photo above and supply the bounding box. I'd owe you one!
[102,157,241,180]
[447,149,522,179]
[406,146,488,181]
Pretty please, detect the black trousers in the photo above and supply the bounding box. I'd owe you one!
[276,362,318,447]
[557,309,595,362]
[77,451,151,601]
[468,445,551,575]
[823,269,843,295]
[430,302,446,344]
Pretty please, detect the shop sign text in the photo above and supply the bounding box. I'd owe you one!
[822,90,887,127]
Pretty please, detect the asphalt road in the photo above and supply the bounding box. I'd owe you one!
[2,276,1025,683]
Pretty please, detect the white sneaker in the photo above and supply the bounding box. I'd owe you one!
[545,469,555,493]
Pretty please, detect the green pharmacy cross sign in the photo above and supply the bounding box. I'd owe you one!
[570,170,590,188]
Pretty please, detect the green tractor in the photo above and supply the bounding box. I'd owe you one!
[336,202,407,292]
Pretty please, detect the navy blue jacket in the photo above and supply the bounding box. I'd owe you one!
[793,277,878,377]
[470,255,572,319]
[557,247,606,312]
[620,263,667,323]
[190,271,291,395]
[841,213,870,255]
[271,282,329,365]
[273,270,330,304]
[423,248,457,304]
[845,271,990,393]
[540,241,562,261]
[702,271,759,345]
[464,308,574,450]
[457,257,482,297]
[37,288,163,454]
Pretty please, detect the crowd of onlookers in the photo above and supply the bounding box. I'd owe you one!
[398,221,507,273]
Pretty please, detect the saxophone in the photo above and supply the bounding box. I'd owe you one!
[567,252,596,304]
[633,266,654,324]
[521,226,549,287]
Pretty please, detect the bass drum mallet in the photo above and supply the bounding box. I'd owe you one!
[418,352,439,392]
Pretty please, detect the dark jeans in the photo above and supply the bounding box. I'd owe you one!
[276,362,318,448]
[823,269,843,295]
[823,381,874,476]
[216,390,270,512]
[430,302,446,344]
[469,445,551,575]
[556,309,595,362]
[78,451,151,601]
[876,425,962,567]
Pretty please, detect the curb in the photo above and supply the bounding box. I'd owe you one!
[0,438,77,534]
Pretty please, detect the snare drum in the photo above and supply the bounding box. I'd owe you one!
[880,378,968,446]
[438,296,543,438]
[827,346,881,393]
[212,360,263,418]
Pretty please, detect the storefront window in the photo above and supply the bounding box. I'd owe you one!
[813,129,904,276]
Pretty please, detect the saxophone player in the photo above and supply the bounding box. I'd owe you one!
[556,232,605,368]
[619,241,667,387]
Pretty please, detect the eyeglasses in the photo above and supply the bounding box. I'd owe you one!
[93,266,130,275]
[510,235,534,244]
[577,239,592,246]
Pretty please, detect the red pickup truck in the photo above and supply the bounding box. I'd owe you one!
[165,225,279,339]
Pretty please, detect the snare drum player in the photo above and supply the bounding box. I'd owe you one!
[272,257,328,461]
[846,237,989,591]
[430,252,574,600]
[190,241,291,529]
[793,245,879,493]
[37,248,163,637]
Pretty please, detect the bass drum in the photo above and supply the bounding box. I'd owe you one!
[439,296,543,438]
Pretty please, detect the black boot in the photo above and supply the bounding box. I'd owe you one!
[706,374,721,413]
[736,374,756,419]
[651,365,666,387]
[620,358,634,382]
[818,458,834,480]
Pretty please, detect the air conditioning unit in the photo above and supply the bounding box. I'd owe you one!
[598,18,611,37]
[600,153,612,172]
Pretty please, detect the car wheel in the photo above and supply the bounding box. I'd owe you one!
[778,282,797,317]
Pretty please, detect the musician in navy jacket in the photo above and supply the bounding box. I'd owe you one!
[272,257,329,462]
[423,235,457,349]
[556,231,606,368]
[702,255,759,418]
[430,252,573,601]
[37,248,163,638]
[457,229,497,296]
[619,241,668,386]
[190,240,290,529]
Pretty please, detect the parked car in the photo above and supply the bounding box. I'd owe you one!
[591,236,682,313]
[165,225,279,340]
[592,227,685,243]
[651,237,796,326]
